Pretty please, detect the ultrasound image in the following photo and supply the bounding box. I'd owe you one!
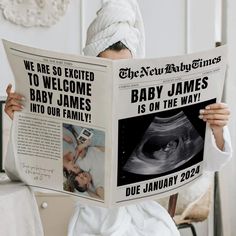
[122,111,204,175]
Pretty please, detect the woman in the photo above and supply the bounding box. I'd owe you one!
[4,0,232,235]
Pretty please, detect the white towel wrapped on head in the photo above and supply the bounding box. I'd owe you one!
[83,0,145,58]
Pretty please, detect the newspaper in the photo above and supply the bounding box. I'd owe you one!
[3,40,227,207]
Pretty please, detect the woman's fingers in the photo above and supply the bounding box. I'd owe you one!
[4,105,23,114]
[6,84,12,96]
[199,102,230,127]
[199,114,229,121]
[199,108,230,116]
[7,92,25,102]
[5,98,24,109]
[204,103,228,110]
[6,84,25,102]
[5,84,25,120]
[4,105,19,119]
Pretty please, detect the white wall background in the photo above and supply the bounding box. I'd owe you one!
[138,0,187,57]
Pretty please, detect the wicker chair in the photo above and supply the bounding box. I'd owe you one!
[165,179,213,236]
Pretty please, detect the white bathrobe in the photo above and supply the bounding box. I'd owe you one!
[68,201,179,236]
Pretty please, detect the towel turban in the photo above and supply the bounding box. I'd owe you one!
[83,0,145,58]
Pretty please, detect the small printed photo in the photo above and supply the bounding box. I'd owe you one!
[62,123,105,200]
[117,99,215,186]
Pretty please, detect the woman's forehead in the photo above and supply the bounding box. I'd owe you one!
[99,49,132,60]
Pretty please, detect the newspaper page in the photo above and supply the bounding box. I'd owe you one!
[3,40,114,207]
[3,40,227,207]
[111,46,227,206]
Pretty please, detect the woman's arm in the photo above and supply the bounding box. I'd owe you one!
[199,102,230,151]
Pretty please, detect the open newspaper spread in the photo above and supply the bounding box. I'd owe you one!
[3,40,227,207]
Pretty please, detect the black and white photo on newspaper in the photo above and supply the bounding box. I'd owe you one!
[3,40,227,207]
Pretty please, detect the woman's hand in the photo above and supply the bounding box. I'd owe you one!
[63,135,74,144]
[199,103,230,150]
[75,139,91,159]
[5,84,25,120]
